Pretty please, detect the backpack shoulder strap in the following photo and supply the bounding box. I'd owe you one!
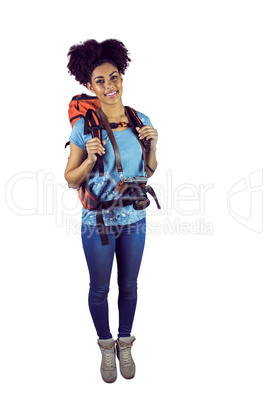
[125,106,151,149]
[125,106,143,125]
[84,108,104,176]
[125,106,150,174]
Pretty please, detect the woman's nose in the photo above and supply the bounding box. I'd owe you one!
[106,79,114,89]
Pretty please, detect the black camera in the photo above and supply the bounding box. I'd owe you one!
[123,176,150,210]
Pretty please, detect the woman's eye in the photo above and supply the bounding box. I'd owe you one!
[95,76,117,84]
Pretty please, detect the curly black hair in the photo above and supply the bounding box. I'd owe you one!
[67,39,131,87]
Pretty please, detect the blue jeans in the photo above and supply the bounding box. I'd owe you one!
[81,218,146,340]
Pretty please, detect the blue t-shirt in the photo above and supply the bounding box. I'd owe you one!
[69,111,152,226]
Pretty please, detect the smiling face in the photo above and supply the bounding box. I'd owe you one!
[87,62,123,106]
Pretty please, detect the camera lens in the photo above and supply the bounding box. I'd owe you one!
[127,182,150,211]
[133,198,150,210]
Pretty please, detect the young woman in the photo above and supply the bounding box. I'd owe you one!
[64,39,158,383]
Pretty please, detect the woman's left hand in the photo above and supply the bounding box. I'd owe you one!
[136,126,158,149]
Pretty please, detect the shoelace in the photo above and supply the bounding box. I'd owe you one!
[99,343,115,368]
[104,352,114,367]
[121,348,133,365]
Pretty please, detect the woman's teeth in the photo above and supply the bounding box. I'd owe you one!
[106,91,117,97]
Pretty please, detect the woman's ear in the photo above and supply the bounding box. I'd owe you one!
[87,83,95,93]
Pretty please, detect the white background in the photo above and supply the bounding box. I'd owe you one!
[1,0,267,401]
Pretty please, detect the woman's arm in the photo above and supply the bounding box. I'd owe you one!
[64,138,106,188]
[146,146,158,178]
[64,142,95,188]
[136,126,158,178]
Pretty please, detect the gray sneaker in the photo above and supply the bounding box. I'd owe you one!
[116,336,136,379]
[97,338,117,383]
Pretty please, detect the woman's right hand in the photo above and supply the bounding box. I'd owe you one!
[86,138,106,163]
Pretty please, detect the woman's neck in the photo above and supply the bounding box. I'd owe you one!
[100,100,126,122]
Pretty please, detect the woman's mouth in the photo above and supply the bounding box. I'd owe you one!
[105,91,118,98]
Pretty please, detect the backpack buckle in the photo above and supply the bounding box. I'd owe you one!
[89,124,104,133]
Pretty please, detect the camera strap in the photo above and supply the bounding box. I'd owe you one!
[97,108,124,178]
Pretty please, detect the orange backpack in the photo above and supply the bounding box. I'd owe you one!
[69,94,100,128]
